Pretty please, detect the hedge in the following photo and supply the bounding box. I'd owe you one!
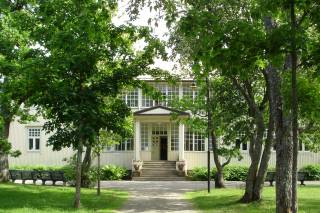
[188,165,320,181]
[10,164,129,181]
[300,164,320,180]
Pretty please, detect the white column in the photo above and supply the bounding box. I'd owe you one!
[134,120,141,160]
[178,123,185,160]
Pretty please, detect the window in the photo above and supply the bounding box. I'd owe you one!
[152,123,167,135]
[171,124,179,151]
[194,133,205,151]
[141,123,149,150]
[122,89,138,107]
[142,93,154,107]
[28,128,41,151]
[184,129,205,151]
[182,83,197,101]
[167,85,179,106]
[115,138,133,151]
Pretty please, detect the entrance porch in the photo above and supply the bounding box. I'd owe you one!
[133,106,189,162]
[132,106,189,178]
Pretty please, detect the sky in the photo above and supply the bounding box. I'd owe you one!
[112,0,180,74]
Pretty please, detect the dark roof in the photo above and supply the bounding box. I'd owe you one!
[134,105,190,116]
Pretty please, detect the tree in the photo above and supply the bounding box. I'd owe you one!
[94,128,126,196]
[0,0,41,182]
[31,0,165,208]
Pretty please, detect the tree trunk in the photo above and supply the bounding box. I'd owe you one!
[253,121,274,201]
[81,146,92,187]
[73,139,83,209]
[214,167,225,188]
[211,131,225,188]
[253,73,276,201]
[290,0,298,212]
[0,120,11,182]
[271,66,293,213]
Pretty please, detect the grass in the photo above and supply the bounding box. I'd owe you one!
[186,185,320,213]
[0,183,128,213]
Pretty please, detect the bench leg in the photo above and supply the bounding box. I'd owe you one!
[300,180,305,186]
[22,180,26,184]
[270,181,274,186]
[42,180,45,185]
[53,181,56,186]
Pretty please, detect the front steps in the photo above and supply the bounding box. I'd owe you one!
[132,161,186,181]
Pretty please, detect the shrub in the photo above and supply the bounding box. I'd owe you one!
[189,166,248,181]
[224,166,249,181]
[10,165,63,171]
[300,164,320,180]
[189,167,209,181]
[100,165,128,180]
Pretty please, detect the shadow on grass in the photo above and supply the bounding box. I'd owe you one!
[187,186,320,213]
[0,183,127,212]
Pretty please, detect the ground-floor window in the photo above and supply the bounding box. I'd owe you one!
[141,123,149,150]
[28,128,41,151]
[184,129,205,151]
[115,138,134,151]
[171,124,179,151]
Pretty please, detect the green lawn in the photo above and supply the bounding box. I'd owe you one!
[0,183,128,213]
[186,185,320,213]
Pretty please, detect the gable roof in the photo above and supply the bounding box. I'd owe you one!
[134,105,190,116]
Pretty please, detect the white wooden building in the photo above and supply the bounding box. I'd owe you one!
[8,78,320,173]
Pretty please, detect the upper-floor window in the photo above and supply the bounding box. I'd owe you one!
[142,92,154,107]
[122,89,138,107]
[154,83,179,106]
[182,83,197,101]
[28,128,41,151]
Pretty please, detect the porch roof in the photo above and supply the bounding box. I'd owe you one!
[133,105,190,117]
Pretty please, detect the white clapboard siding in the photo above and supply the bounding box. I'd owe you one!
[97,152,134,169]
[8,118,74,166]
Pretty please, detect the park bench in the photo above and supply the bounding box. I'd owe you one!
[265,171,307,186]
[298,172,306,186]
[265,171,275,186]
[9,170,66,186]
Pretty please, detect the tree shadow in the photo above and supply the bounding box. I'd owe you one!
[0,183,127,212]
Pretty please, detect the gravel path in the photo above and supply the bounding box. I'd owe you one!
[101,181,244,213]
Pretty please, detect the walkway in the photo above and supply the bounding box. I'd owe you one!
[101,181,244,213]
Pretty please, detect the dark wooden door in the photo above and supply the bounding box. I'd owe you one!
[160,137,168,160]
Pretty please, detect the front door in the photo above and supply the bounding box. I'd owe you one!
[160,136,168,160]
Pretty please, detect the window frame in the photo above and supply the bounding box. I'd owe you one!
[27,127,41,152]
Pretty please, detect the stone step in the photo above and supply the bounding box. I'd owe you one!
[143,166,175,168]
[132,177,186,181]
[141,173,177,176]
[143,163,176,166]
[143,161,176,164]
[142,168,176,171]
[140,174,179,178]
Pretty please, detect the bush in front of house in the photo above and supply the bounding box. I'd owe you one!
[100,165,128,180]
[300,164,320,180]
[11,165,62,171]
[188,167,210,181]
[223,166,249,181]
[190,166,248,181]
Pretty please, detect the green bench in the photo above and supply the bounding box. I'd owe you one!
[265,171,307,186]
[9,170,66,186]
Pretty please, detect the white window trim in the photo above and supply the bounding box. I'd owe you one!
[27,127,41,152]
